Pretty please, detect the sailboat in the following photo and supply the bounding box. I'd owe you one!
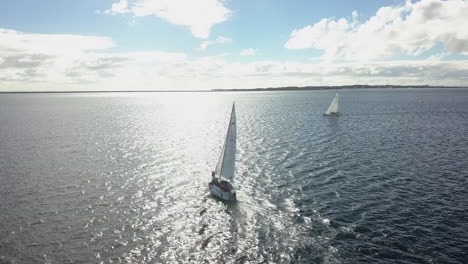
[209,102,237,201]
[323,93,339,116]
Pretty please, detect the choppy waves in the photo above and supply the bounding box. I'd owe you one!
[0,89,467,263]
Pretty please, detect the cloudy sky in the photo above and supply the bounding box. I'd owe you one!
[1,0,468,91]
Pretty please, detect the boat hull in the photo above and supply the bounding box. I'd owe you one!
[323,112,339,116]
[209,184,236,201]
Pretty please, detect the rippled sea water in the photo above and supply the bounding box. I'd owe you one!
[1,88,467,264]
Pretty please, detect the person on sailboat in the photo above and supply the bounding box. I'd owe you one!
[210,172,217,185]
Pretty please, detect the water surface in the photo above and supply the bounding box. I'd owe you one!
[0,88,467,263]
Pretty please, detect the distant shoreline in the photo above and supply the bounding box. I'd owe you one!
[0,85,467,94]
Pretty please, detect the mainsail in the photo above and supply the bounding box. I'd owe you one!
[214,103,237,180]
[325,93,339,115]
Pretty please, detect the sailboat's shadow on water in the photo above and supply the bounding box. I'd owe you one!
[199,194,252,262]
[224,199,250,261]
[323,113,342,129]
[205,193,241,216]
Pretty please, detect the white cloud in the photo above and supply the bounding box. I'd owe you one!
[1,28,468,91]
[107,0,231,38]
[240,48,256,56]
[285,0,468,61]
[107,0,130,14]
[198,36,232,51]
[426,51,451,61]
[0,28,114,55]
[0,28,185,87]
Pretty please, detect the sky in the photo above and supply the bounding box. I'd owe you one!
[1,0,468,91]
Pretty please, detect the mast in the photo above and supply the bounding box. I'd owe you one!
[333,93,339,113]
[214,103,236,180]
[325,93,339,114]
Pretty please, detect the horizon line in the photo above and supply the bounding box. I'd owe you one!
[0,84,467,94]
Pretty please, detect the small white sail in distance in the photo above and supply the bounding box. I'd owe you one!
[214,103,236,180]
[325,93,339,115]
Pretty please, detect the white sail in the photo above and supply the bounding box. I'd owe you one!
[214,103,236,180]
[325,93,339,115]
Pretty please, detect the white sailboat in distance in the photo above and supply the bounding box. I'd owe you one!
[323,93,339,116]
[209,102,237,201]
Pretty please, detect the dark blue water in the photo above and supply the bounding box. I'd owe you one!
[0,89,467,263]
